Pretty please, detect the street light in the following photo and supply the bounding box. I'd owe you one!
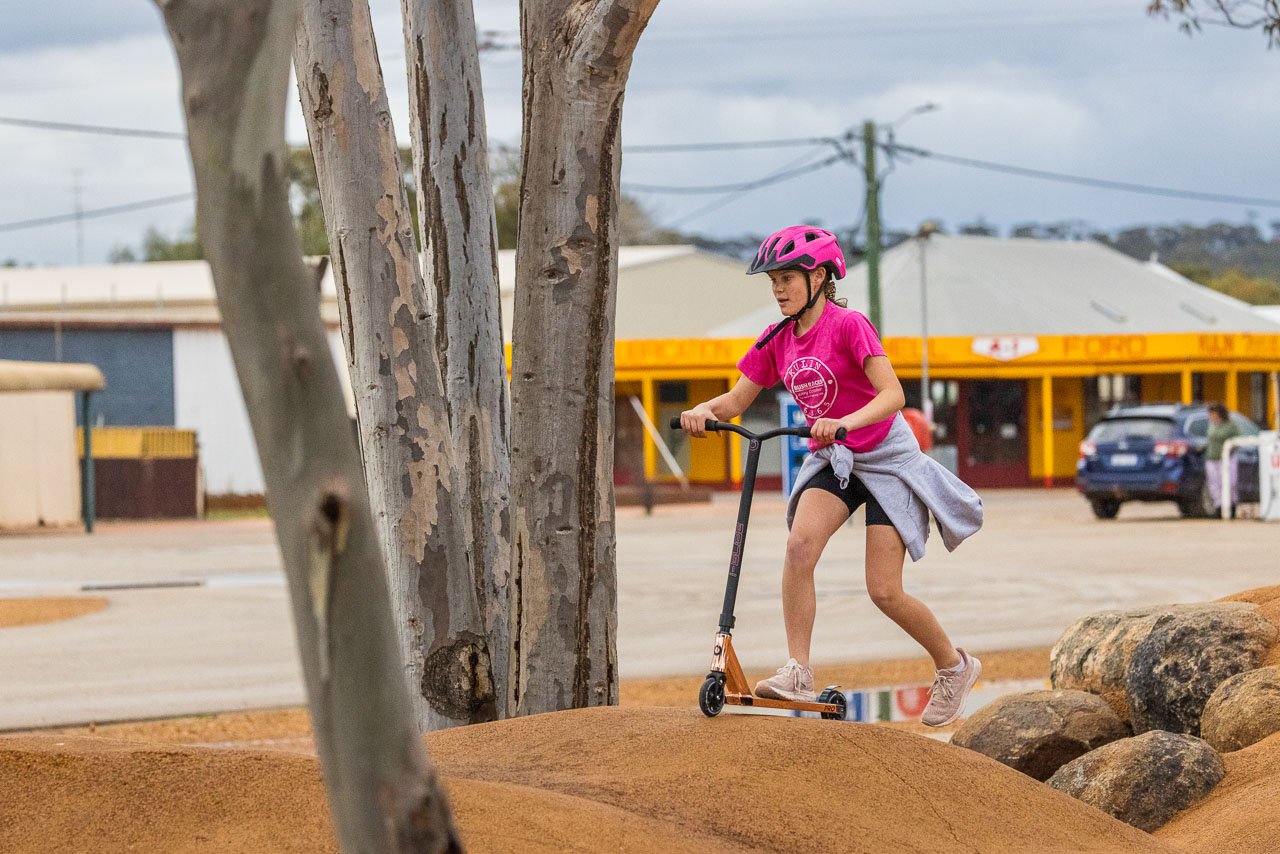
[891,102,941,130]
[916,221,940,427]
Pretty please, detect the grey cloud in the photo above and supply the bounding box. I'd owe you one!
[0,2,162,53]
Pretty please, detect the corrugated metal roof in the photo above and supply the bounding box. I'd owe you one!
[5,239,1276,342]
[0,359,104,392]
[724,235,1280,338]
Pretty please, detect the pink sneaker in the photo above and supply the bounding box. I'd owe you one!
[754,658,816,702]
[922,649,981,727]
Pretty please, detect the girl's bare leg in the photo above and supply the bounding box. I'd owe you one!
[864,525,961,670]
[782,489,850,667]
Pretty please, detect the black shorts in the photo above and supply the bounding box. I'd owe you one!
[798,467,893,526]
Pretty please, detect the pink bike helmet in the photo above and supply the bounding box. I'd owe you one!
[747,225,846,281]
[748,225,847,349]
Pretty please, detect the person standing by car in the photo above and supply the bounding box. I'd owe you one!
[1206,403,1241,517]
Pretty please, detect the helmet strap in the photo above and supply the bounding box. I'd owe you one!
[753,269,827,350]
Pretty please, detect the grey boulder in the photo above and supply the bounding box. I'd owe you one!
[952,690,1129,781]
[1126,606,1276,735]
[1200,666,1280,753]
[1047,731,1225,832]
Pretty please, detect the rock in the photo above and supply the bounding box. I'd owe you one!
[952,690,1129,781]
[1050,603,1253,724]
[1200,666,1280,752]
[1219,588,1280,667]
[1127,607,1276,736]
[1047,731,1225,832]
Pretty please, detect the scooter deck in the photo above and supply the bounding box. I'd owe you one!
[725,693,840,715]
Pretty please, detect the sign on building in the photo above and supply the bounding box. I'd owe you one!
[1261,432,1280,522]
[972,336,1039,361]
[779,393,807,496]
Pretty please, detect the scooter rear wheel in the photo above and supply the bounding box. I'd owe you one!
[699,676,726,717]
[818,688,848,721]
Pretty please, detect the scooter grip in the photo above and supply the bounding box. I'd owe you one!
[799,427,848,440]
[668,416,720,432]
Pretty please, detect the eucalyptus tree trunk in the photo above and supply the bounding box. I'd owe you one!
[509,0,658,715]
[154,0,460,848]
[401,0,513,718]
[294,0,497,730]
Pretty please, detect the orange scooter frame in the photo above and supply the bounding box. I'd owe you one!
[673,417,848,721]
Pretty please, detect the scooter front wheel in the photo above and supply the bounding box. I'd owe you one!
[699,675,726,717]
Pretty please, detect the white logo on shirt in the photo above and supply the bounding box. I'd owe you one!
[784,357,838,419]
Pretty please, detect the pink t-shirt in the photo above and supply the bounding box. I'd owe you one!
[737,303,894,453]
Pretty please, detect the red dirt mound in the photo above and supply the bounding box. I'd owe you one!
[1,707,1171,853]
[1155,730,1280,853]
[0,596,106,628]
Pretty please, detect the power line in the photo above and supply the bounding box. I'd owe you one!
[0,115,187,140]
[0,193,194,233]
[667,151,841,229]
[888,142,1280,208]
[623,154,841,195]
[624,136,840,154]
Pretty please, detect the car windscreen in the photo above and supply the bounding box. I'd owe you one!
[1087,418,1176,442]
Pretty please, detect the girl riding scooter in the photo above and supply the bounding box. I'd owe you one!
[679,225,984,726]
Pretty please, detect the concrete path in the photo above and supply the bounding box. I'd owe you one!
[0,490,1274,728]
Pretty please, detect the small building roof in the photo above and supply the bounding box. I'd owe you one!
[0,359,104,392]
[715,236,1280,338]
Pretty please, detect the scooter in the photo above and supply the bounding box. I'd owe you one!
[672,417,849,721]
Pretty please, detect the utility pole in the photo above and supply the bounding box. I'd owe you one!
[73,169,85,265]
[862,120,882,332]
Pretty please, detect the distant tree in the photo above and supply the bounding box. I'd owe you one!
[1,258,18,268]
[1148,0,1280,46]
[141,225,204,261]
[492,146,521,250]
[1200,267,1280,304]
[958,218,998,236]
[493,144,667,249]
[107,245,137,263]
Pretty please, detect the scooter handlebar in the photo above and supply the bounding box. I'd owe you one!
[668,416,846,442]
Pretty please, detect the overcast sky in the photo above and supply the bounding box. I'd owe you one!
[1,0,1278,266]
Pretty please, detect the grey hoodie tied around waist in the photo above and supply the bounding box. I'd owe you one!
[786,413,983,562]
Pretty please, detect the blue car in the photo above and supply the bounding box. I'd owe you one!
[1076,403,1262,519]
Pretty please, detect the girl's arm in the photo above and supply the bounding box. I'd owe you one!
[811,356,906,444]
[679,376,765,437]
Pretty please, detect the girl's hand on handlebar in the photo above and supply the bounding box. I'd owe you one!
[811,417,850,446]
[680,405,718,438]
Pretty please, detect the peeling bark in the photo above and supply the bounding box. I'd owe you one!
[510,0,658,715]
[154,0,460,847]
[401,0,513,717]
[294,0,496,730]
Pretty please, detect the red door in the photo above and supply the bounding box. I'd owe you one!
[957,380,1029,487]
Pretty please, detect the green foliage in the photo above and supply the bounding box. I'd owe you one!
[1184,266,1280,304]
[140,225,203,261]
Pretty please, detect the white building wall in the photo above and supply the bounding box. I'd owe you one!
[173,328,354,496]
[0,391,81,529]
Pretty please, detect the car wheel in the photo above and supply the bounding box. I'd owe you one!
[1178,481,1216,518]
[1090,498,1121,520]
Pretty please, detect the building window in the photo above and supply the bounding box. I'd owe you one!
[1250,372,1267,424]
[658,381,688,404]
[1084,374,1142,428]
